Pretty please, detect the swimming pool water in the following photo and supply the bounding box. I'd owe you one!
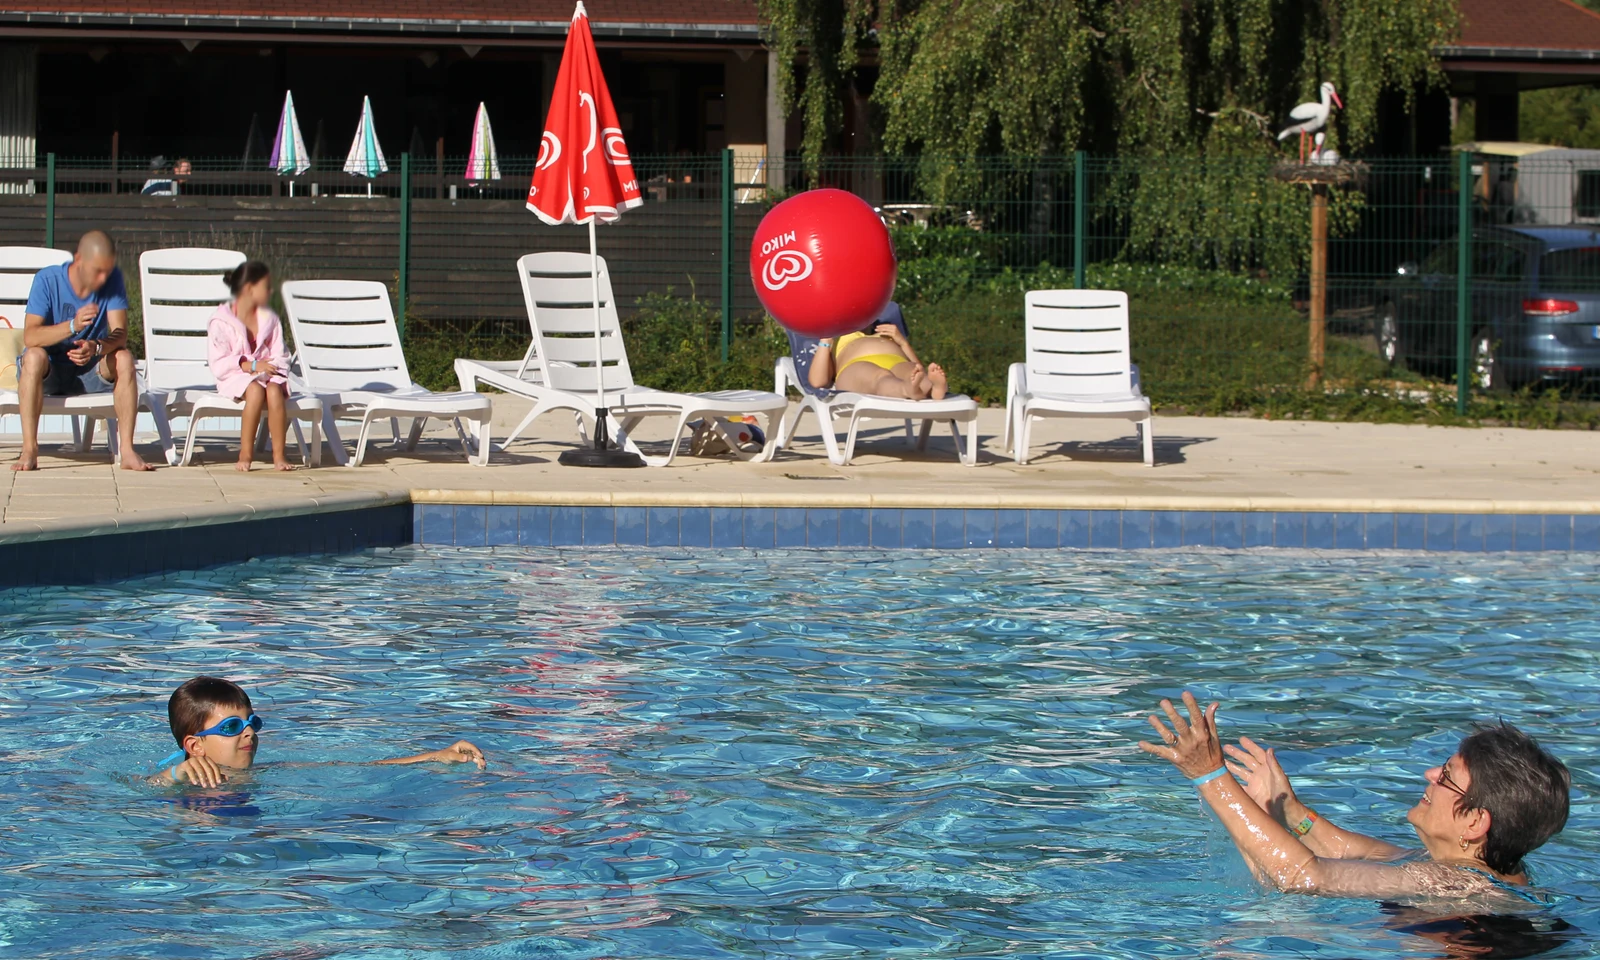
[0,547,1595,959]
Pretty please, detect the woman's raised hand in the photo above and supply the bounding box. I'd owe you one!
[1138,691,1225,779]
[1224,736,1298,819]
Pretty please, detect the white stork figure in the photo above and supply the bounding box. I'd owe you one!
[1310,132,1341,165]
[1278,82,1343,163]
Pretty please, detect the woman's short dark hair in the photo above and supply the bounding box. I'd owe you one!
[168,676,252,748]
[222,260,270,297]
[1456,722,1569,875]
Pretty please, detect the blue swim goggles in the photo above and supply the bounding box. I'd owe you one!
[157,714,263,771]
[195,714,263,739]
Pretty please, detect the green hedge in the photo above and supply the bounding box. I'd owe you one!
[401,259,1598,428]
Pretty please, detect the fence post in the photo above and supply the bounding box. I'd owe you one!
[1456,149,1471,416]
[1308,183,1329,389]
[721,147,734,363]
[44,152,55,248]
[1073,150,1086,289]
[398,151,411,339]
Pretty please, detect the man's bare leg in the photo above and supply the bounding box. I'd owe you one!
[106,348,155,471]
[11,348,48,471]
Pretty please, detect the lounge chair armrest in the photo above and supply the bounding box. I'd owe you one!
[1006,362,1027,402]
[775,355,800,396]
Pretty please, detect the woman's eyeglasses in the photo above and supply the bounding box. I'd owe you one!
[1435,764,1468,798]
[194,714,262,738]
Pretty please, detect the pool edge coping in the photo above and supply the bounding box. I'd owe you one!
[10,488,1600,547]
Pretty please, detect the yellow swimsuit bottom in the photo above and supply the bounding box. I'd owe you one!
[834,331,906,373]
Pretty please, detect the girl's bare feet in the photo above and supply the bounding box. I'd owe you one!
[272,459,296,472]
[927,363,949,400]
[235,459,253,472]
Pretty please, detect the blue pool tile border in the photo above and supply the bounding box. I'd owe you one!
[408,505,1600,553]
[7,501,1597,589]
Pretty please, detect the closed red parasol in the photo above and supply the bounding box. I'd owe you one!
[527,0,645,466]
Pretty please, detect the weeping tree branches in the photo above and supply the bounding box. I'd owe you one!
[757,0,1459,161]
[762,0,879,162]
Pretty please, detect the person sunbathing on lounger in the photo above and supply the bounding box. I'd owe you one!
[808,319,949,400]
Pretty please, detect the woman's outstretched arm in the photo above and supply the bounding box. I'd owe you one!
[1140,692,1435,898]
[1224,735,1410,862]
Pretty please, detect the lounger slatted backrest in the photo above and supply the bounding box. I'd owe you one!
[1023,289,1135,397]
[517,252,636,396]
[0,247,72,332]
[139,248,245,392]
[281,280,414,393]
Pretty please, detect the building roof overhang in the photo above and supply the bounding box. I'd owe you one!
[0,4,761,48]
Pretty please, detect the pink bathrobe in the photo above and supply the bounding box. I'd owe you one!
[208,301,289,401]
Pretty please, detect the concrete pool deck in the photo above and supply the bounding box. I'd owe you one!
[1,397,1598,541]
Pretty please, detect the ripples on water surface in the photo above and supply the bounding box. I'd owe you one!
[0,547,1595,959]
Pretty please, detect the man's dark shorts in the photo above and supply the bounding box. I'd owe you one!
[39,356,113,397]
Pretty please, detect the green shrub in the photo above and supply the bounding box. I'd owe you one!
[888,225,1005,261]
[621,291,787,394]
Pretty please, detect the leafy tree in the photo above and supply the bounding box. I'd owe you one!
[758,0,1460,160]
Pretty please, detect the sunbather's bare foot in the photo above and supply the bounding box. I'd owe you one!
[903,363,932,399]
[11,446,38,471]
[272,459,296,472]
[120,448,157,471]
[235,458,254,472]
[927,363,948,400]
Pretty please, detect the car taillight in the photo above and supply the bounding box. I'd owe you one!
[1524,298,1581,317]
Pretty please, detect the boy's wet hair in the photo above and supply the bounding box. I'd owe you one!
[168,676,253,746]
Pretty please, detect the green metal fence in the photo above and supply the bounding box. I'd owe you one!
[3,149,1598,417]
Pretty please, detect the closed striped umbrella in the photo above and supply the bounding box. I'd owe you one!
[465,102,501,182]
[343,96,388,180]
[268,90,311,176]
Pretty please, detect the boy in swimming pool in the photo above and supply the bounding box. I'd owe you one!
[155,676,486,786]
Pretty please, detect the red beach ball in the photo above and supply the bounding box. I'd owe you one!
[749,188,897,339]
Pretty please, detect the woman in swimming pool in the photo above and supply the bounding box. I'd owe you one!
[808,319,948,400]
[1140,692,1570,903]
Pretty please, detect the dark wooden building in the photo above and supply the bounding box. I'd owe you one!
[0,0,779,166]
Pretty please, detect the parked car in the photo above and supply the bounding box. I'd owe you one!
[1375,225,1600,390]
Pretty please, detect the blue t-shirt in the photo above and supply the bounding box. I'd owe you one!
[25,263,128,357]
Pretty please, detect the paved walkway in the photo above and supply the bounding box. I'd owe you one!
[1,399,1597,538]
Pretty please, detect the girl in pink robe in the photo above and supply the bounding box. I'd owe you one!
[208,260,294,470]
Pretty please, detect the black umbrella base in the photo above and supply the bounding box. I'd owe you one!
[559,447,645,468]
[558,407,646,468]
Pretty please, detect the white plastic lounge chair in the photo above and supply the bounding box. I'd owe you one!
[139,247,323,467]
[1004,289,1154,466]
[0,245,176,465]
[453,251,788,467]
[771,302,980,466]
[281,279,491,467]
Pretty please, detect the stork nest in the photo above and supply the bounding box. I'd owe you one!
[1271,161,1367,186]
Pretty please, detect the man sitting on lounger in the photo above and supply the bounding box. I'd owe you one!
[12,230,155,471]
[807,313,949,400]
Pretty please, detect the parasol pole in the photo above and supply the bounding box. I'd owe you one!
[590,215,606,428]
